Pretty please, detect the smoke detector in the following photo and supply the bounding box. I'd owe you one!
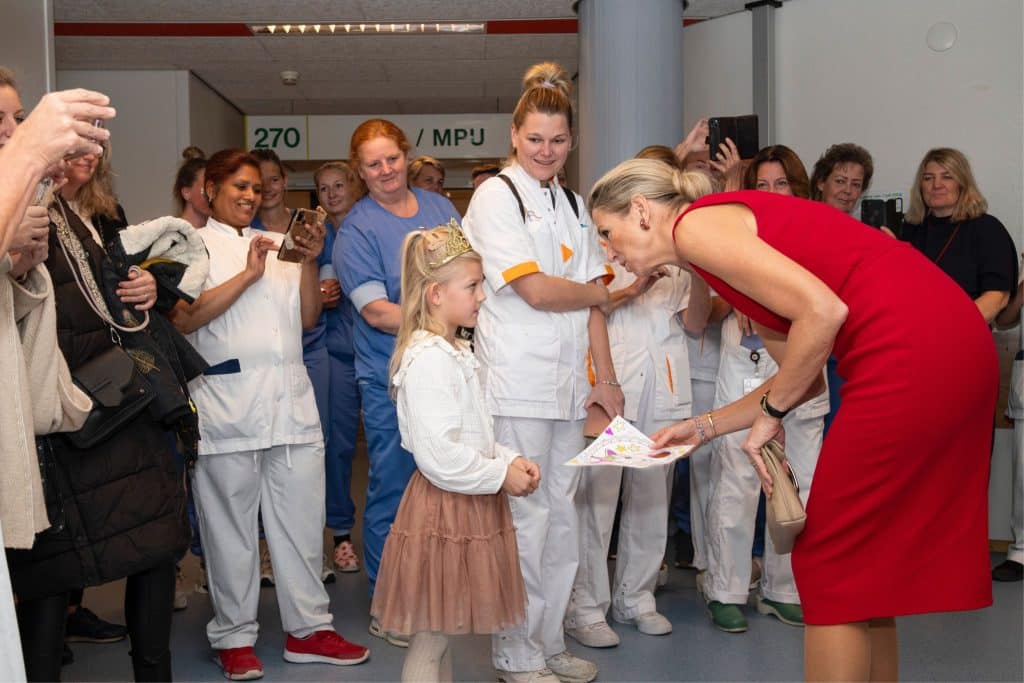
[280,70,300,86]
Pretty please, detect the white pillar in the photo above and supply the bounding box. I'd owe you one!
[576,0,685,193]
[1,0,56,108]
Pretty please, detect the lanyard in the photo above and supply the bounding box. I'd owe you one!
[932,221,963,266]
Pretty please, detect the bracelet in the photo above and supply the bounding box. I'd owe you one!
[705,411,718,438]
[598,380,621,387]
[694,415,708,445]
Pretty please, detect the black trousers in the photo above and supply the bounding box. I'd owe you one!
[16,561,176,682]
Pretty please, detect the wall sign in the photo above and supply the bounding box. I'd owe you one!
[247,114,509,160]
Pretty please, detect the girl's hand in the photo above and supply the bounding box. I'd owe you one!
[502,459,538,497]
[8,243,49,280]
[116,266,157,311]
[511,456,541,490]
[741,415,786,496]
[651,418,702,450]
[245,235,277,280]
[586,382,624,422]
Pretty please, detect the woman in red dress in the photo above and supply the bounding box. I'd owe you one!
[586,159,995,681]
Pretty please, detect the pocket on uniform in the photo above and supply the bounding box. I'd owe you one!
[489,324,560,403]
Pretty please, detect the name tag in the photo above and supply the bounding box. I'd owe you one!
[743,376,763,396]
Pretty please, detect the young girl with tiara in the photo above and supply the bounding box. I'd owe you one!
[370,221,541,682]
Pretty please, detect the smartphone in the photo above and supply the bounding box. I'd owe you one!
[707,115,759,160]
[860,198,903,233]
[277,207,327,263]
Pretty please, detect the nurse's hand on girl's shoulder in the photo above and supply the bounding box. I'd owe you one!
[245,235,277,280]
[586,383,624,424]
[503,458,540,497]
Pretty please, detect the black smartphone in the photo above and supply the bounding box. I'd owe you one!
[707,115,759,160]
[860,198,903,233]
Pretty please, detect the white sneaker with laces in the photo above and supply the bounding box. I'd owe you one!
[545,651,598,683]
[564,620,620,648]
[495,667,560,683]
[612,610,672,635]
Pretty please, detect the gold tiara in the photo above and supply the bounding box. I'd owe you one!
[424,219,473,270]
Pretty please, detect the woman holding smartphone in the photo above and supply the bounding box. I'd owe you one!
[171,149,369,680]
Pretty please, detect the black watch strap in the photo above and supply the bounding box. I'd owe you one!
[760,392,790,419]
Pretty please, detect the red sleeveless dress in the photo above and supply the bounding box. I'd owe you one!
[681,191,994,624]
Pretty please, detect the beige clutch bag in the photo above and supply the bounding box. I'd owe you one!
[761,439,806,554]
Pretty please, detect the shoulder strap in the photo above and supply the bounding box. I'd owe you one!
[562,186,580,219]
[496,174,526,222]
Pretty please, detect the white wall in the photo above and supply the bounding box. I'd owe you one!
[682,0,1023,251]
[189,74,244,157]
[683,10,753,134]
[55,70,245,222]
[775,0,1023,247]
[56,70,188,221]
[1,0,56,112]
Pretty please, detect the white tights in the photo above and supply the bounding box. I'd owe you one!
[401,632,452,682]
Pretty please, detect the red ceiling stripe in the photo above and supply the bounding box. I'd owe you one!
[485,18,578,34]
[54,22,253,37]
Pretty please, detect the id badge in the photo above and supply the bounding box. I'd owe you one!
[743,376,762,396]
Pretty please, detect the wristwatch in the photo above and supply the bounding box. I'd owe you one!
[760,391,790,419]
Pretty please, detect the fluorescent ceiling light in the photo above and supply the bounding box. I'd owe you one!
[250,21,485,36]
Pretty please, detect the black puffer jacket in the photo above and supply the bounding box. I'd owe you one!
[6,199,189,601]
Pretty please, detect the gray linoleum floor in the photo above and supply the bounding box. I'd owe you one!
[64,449,1023,682]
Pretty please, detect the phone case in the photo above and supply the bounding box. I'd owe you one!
[277,208,326,263]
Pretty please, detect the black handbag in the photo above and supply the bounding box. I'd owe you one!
[68,345,154,449]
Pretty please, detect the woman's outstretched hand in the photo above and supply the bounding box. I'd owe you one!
[651,418,702,450]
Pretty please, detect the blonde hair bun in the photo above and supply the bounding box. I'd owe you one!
[522,62,572,97]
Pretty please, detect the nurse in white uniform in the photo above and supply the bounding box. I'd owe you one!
[173,150,368,679]
[462,62,620,683]
[566,263,710,645]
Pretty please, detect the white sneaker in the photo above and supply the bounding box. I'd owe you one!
[612,610,672,636]
[368,616,409,648]
[657,561,669,588]
[496,667,560,683]
[173,565,188,611]
[564,620,619,648]
[545,651,598,683]
[259,539,275,587]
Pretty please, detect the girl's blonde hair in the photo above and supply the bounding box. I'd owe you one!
[388,222,481,396]
[904,147,988,224]
[587,158,715,217]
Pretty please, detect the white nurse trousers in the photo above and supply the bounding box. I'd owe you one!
[192,441,334,649]
[491,417,584,673]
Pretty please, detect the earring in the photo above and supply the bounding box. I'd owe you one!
[640,217,650,231]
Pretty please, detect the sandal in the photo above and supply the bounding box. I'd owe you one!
[333,539,360,573]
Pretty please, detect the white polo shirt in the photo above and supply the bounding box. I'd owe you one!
[606,263,694,422]
[187,217,321,455]
[462,162,612,421]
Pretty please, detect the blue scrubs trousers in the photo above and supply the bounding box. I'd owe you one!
[358,378,417,593]
[325,351,359,536]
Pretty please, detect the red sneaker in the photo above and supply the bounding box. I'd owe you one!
[215,646,264,680]
[284,630,370,666]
